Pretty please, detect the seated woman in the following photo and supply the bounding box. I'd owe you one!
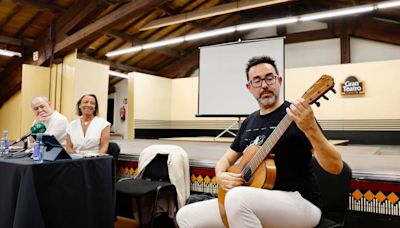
[66,93,110,155]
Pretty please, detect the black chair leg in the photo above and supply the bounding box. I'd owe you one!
[149,185,179,228]
[149,186,163,228]
[133,196,145,227]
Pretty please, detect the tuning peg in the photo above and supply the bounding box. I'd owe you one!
[322,95,329,100]
[331,88,336,94]
[315,101,320,107]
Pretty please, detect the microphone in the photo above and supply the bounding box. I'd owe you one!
[11,123,46,146]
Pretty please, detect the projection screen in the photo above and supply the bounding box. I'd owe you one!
[198,38,285,116]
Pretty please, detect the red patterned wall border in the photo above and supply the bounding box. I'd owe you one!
[117,162,400,216]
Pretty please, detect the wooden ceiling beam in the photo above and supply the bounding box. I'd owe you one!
[77,53,156,75]
[0,28,54,107]
[140,0,293,31]
[107,30,181,57]
[339,19,351,64]
[158,5,207,31]
[56,0,107,42]
[14,12,41,38]
[353,17,400,45]
[16,0,66,13]
[0,0,169,106]
[0,5,22,34]
[32,0,111,67]
[0,35,34,47]
[55,0,171,55]
[0,0,114,106]
[157,50,199,78]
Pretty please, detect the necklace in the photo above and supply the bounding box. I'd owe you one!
[82,117,93,126]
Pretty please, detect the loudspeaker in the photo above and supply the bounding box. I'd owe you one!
[43,146,71,161]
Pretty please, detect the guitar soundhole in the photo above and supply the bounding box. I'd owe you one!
[243,168,252,182]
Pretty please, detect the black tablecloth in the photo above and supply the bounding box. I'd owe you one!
[0,156,115,228]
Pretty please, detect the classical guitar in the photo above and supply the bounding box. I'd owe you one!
[218,75,335,227]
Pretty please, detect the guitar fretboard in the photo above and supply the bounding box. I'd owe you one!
[241,114,293,177]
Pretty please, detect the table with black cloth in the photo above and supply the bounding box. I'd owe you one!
[0,156,115,228]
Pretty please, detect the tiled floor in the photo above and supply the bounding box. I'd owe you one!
[112,138,400,182]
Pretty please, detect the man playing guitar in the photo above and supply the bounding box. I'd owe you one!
[177,56,343,228]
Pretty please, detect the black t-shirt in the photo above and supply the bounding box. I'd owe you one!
[231,101,321,208]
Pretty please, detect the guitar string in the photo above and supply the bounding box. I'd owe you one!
[241,114,292,177]
[239,76,332,178]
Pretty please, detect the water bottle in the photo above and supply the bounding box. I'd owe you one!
[1,130,10,155]
[33,133,43,163]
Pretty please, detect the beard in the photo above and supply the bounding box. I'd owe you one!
[256,89,278,107]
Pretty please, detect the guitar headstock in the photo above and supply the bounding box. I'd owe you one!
[301,74,335,107]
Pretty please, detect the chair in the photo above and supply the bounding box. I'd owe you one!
[313,157,352,228]
[107,142,120,162]
[107,142,120,223]
[116,153,178,228]
[107,142,120,170]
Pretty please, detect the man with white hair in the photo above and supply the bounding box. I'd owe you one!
[30,96,69,147]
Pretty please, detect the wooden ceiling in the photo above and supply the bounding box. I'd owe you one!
[0,0,399,106]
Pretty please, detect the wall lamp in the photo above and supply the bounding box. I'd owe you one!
[0,49,22,57]
[106,0,400,58]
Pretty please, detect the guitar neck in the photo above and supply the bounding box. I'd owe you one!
[244,114,293,175]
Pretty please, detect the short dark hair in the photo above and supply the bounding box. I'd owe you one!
[76,93,99,116]
[245,56,279,80]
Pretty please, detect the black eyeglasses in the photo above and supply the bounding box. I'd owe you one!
[249,75,277,88]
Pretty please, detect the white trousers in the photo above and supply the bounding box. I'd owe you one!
[176,186,321,228]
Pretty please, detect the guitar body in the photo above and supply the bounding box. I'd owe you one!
[218,145,276,227]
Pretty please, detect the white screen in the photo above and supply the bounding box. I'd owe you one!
[198,38,284,116]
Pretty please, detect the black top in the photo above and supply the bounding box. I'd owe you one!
[231,101,321,208]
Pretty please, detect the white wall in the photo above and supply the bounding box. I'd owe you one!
[243,21,400,69]
[74,59,109,119]
[351,37,400,63]
[170,77,198,121]
[115,59,400,132]
[285,59,400,130]
[60,54,109,121]
[21,65,51,134]
[285,39,341,69]
[113,74,238,132]
[133,72,171,120]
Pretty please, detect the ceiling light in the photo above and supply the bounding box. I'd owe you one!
[376,0,400,9]
[105,0,400,58]
[300,5,374,21]
[109,70,128,78]
[184,26,236,41]
[142,37,185,49]
[0,49,22,57]
[237,17,298,31]
[106,46,142,57]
